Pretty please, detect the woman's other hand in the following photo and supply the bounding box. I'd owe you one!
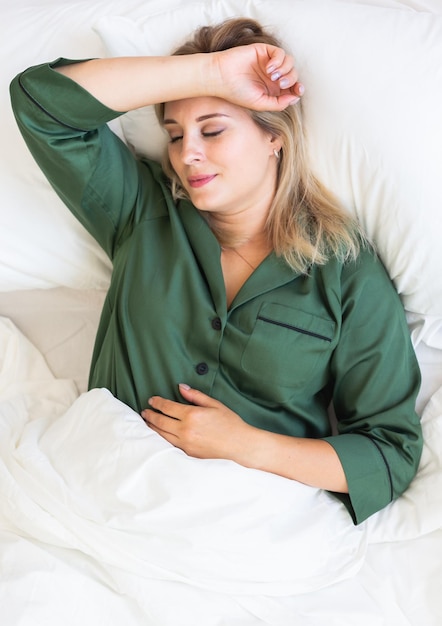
[142,384,251,462]
[141,383,347,494]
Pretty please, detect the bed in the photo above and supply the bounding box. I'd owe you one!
[1,0,442,624]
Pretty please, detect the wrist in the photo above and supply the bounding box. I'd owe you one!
[231,424,279,472]
[198,50,226,99]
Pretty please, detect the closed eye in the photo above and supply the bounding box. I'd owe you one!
[169,129,224,144]
[202,129,224,138]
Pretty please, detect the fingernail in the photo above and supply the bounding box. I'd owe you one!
[267,64,276,74]
[280,78,289,89]
[271,71,281,82]
[179,383,191,391]
[289,98,300,105]
[297,83,305,96]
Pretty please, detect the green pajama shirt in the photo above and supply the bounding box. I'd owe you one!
[10,60,423,524]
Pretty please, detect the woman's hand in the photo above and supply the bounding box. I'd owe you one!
[141,384,253,462]
[210,43,304,111]
[142,384,347,493]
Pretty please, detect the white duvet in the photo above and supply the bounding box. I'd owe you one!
[1,316,441,625]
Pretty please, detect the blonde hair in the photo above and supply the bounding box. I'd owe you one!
[156,18,365,273]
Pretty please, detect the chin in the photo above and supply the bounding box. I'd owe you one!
[188,194,218,214]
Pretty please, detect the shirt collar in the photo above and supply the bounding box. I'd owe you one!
[178,200,301,312]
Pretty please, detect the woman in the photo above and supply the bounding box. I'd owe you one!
[10,18,422,524]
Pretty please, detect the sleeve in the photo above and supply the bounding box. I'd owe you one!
[324,250,423,524]
[9,59,166,259]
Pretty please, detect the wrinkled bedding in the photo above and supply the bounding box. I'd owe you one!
[1,316,441,625]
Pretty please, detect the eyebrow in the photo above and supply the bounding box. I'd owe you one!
[162,113,230,125]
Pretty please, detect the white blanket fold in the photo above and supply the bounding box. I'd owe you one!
[1,316,442,625]
[0,386,367,596]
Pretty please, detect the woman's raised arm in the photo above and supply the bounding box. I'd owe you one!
[56,44,303,113]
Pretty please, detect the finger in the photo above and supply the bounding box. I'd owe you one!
[275,72,304,99]
[146,395,184,419]
[294,81,305,97]
[267,80,305,110]
[269,58,295,85]
[265,48,304,97]
[266,50,296,79]
[275,94,301,109]
[265,46,287,76]
[178,383,221,408]
[254,91,301,112]
[141,408,179,438]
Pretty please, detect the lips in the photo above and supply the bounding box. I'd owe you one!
[187,174,217,188]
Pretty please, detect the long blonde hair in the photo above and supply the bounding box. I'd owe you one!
[156,18,365,273]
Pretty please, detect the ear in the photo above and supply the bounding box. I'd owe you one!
[269,134,282,157]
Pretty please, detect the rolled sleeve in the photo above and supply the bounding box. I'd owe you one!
[325,434,394,524]
[15,59,120,130]
[10,59,165,258]
[325,251,423,524]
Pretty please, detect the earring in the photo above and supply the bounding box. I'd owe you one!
[273,149,280,159]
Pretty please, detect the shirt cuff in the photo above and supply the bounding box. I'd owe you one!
[324,433,392,524]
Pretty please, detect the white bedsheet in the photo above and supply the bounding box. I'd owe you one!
[1,316,441,625]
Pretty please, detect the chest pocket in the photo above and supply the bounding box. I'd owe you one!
[241,302,336,388]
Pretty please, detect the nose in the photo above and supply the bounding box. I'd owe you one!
[181,134,205,165]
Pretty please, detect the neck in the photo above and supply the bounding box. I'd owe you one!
[207,209,271,249]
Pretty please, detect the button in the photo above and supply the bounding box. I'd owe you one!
[195,362,209,375]
[211,317,222,330]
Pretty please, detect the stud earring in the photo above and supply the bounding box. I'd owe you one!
[273,149,280,159]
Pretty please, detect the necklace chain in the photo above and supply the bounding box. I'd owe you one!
[222,246,257,270]
[231,247,256,270]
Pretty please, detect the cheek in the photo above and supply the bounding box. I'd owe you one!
[167,148,182,178]
[234,144,273,179]
[167,146,177,168]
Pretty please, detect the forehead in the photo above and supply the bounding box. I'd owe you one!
[163,96,249,124]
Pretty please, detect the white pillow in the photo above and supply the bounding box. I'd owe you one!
[3,0,442,334]
[2,0,182,291]
[95,0,442,330]
[2,3,112,291]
